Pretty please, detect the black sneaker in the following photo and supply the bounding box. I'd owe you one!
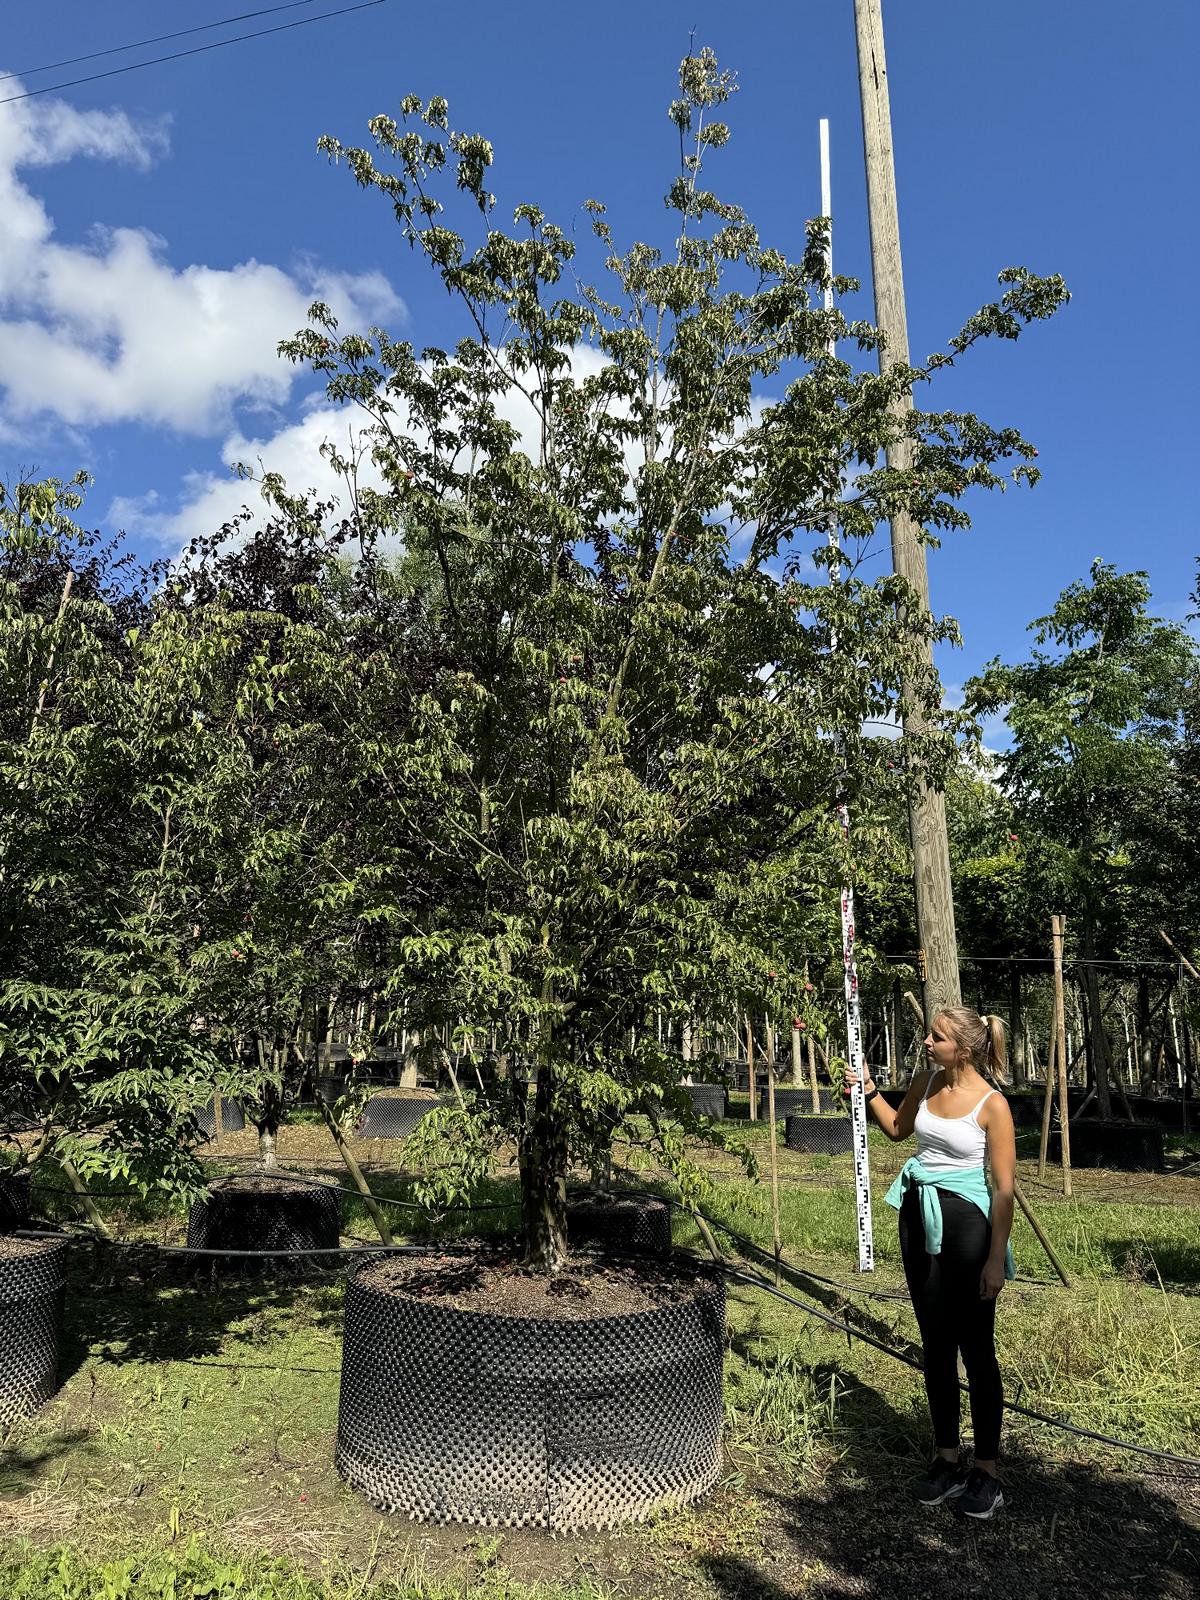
[915,1457,966,1505]
[956,1467,1005,1519]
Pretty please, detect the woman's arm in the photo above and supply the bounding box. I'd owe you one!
[841,1063,932,1142]
[980,1095,1016,1300]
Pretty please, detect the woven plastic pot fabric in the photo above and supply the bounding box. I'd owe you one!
[680,1083,726,1120]
[194,1097,246,1138]
[784,1114,855,1155]
[336,1258,726,1530]
[770,1087,839,1119]
[186,1176,341,1255]
[1127,1095,1187,1130]
[354,1095,442,1139]
[0,1171,32,1233]
[0,1237,68,1425]
[1049,1122,1165,1172]
[566,1195,672,1256]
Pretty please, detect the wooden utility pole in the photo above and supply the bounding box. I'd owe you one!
[854,0,960,1017]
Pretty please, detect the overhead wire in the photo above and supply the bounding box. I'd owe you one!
[0,1,389,108]
[1,2,327,82]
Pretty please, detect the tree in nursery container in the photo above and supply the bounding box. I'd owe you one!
[272,48,1065,1269]
[0,478,228,1210]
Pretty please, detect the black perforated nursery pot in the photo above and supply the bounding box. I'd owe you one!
[566,1192,672,1255]
[1127,1095,1187,1130]
[0,1236,68,1425]
[335,1252,726,1531]
[680,1083,727,1120]
[186,1175,340,1258]
[770,1087,838,1119]
[1049,1121,1165,1172]
[784,1114,854,1155]
[354,1094,442,1139]
[194,1096,246,1138]
[0,1170,32,1233]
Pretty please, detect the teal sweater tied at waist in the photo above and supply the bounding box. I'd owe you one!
[884,1157,1016,1280]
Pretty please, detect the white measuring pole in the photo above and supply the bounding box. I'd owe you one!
[821,117,875,1272]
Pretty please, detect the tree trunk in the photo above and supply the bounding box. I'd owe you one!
[1137,973,1153,1092]
[1080,916,1112,1118]
[1009,964,1026,1087]
[790,1024,803,1088]
[519,1063,569,1271]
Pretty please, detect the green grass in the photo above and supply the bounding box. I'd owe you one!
[5,1125,1200,1597]
[0,1539,611,1599]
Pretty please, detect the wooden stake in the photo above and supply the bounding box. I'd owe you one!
[1012,1178,1071,1288]
[1037,1020,1056,1180]
[765,1024,782,1283]
[745,1015,758,1120]
[806,1031,820,1113]
[58,1155,114,1240]
[318,1099,394,1245]
[1052,915,1072,1198]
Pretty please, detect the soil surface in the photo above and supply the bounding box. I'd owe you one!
[359,1247,715,1321]
[568,1190,667,1213]
[205,1175,332,1196]
[0,1234,62,1262]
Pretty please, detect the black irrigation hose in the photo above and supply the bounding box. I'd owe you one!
[15,1227,423,1260]
[719,1262,1200,1473]
[14,1221,1200,1472]
[31,1166,524,1217]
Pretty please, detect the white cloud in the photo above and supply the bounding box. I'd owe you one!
[0,80,402,436]
[108,406,379,548]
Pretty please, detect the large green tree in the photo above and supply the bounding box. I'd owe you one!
[965,560,1196,1113]
[253,48,1066,1267]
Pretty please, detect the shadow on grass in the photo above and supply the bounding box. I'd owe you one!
[1091,1237,1200,1288]
[55,1244,345,1385]
[0,1426,94,1497]
[707,1356,1200,1600]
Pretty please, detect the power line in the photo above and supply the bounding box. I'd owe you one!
[1,2,324,83]
[0,1,388,108]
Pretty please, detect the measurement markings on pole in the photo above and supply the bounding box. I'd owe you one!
[839,805,875,1272]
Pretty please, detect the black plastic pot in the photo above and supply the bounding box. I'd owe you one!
[354,1095,443,1139]
[1049,1121,1165,1172]
[194,1096,246,1139]
[770,1087,838,1119]
[566,1193,672,1255]
[1126,1095,1188,1130]
[1006,1092,1047,1129]
[186,1175,341,1257]
[0,1170,32,1233]
[784,1114,855,1156]
[0,1236,68,1425]
[336,1253,725,1530]
[315,1074,347,1108]
[680,1083,727,1120]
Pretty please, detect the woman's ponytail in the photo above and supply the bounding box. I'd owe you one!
[978,1012,1009,1087]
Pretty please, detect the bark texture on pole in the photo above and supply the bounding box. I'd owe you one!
[854,0,960,1015]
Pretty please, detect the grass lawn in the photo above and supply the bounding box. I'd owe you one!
[2,1112,1199,1599]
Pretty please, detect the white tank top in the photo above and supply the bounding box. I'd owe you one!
[914,1073,995,1173]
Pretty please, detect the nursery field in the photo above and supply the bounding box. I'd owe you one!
[2,1119,1199,1600]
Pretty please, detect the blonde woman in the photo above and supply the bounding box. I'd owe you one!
[845,1007,1015,1519]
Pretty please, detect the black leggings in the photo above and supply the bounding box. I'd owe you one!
[899,1187,1004,1461]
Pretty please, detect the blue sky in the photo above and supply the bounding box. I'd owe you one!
[1,0,1196,708]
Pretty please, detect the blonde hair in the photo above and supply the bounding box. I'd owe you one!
[936,1006,1008,1087]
